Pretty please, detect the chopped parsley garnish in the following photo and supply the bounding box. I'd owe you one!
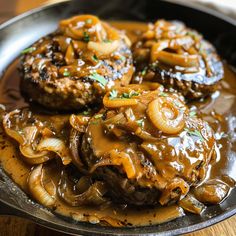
[109,90,118,99]
[137,119,144,127]
[82,110,90,115]
[63,71,70,77]
[174,101,183,108]
[94,114,103,119]
[121,93,130,98]
[122,91,139,98]
[92,54,98,62]
[119,55,126,61]
[109,90,139,100]
[82,108,91,115]
[85,18,92,24]
[89,72,107,87]
[159,92,168,97]
[185,128,204,141]
[83,32,90,42]
[189,111,197,117]
[21,47,35,54]
[141,68,147,76]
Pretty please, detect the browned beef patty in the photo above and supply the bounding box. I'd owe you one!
[132,20,224,99]
[20,15,133,110]
[81,86,216,206]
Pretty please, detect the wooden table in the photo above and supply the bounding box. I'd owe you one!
[0,0,236,235]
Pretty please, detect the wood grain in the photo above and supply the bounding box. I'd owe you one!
[0,0,236,235]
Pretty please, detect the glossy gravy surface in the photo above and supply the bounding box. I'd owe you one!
[0,21,236,226]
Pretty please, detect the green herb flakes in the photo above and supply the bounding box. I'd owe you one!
[121,91,139,99]
[94,114,103,119]
[83,32,90,42]
[141,68,147,76]
[121,93,130,98]
[82,111,89,115]
[137,119,144,128]
[63,71,70,77]
[189,111,197,117]
[119,55,126,61]
[89,72,107,87]
[159,92,168,97]
[109,90,139,100]
[185,128,204,141]
[21,47,35,54]
[109,90,118,99]
[92,54,98,62]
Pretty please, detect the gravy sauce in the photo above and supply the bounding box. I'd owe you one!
[0,21,236,226]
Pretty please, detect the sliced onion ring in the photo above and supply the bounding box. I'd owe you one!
[147,96,185,134]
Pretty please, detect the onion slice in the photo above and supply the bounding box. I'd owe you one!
[90,150,136,179]
[103,93,138,108]
[147,96,185,134]
[37,138,72,165]
[58,171,107,206]
[28,164,56,207]
[88,40,120,56]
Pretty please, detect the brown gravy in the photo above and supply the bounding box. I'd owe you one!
[0,21,236,226]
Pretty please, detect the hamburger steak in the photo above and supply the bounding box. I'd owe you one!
[132,20,224,99]
[81,85,216,205]
[20,15,134,110]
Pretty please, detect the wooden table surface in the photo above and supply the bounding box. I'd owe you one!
[0,0,236,235]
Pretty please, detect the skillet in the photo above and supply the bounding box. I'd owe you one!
[0,0,236,235]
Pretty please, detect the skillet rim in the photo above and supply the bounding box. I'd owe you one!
[0,0,236,235]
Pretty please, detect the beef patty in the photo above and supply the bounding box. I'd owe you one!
[81,84,216,206]
[20,15,133,110]
[132,20,224,99]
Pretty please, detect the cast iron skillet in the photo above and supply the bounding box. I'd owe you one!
[0,0,236,235]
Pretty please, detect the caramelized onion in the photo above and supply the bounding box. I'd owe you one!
[156,51,199,68]
[90,150,136,179]
[3,110,24,144]
[69,114,90,132]
[103,93,138,108]
[19,145,52,164]
[69,128,86,172]
[88,40,120,56]
[159,178,190,205]
[134,127,158,141]
[58,171,107,206]
[147,96,186,134]
[37,138,72,165]
[65,43,75,65]
[28,164,56,207]
[179,194,206,214]
[150,38,199,67]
